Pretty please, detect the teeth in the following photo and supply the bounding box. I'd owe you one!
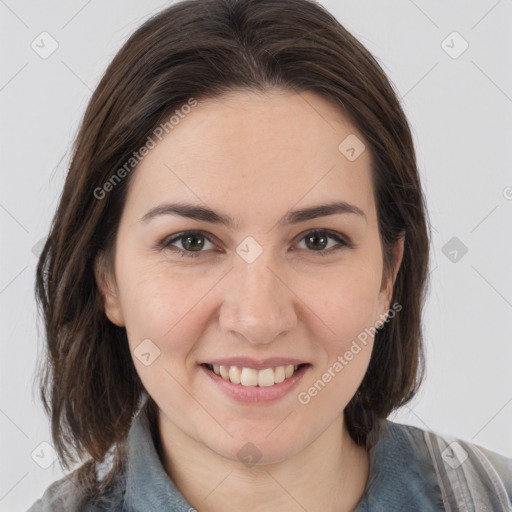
[209,364,301,387]
[241,367,259,386]
[219,365,229,379]
[257,368,274,387]
[229,366,241,384]
[274,365,285,383]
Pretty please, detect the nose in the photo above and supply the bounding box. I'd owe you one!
[219,251,297,345]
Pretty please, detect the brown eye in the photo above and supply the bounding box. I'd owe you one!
[180,233,205,251]
[296,230,350,255]
[304,232,329,250]
[161,231,215,257]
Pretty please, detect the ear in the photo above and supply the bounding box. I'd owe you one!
[94,251,125,327]
[379,232,405,314]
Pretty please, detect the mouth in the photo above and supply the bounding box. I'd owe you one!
[201,363,310,387]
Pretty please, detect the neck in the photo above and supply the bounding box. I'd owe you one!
[157,412,370,512]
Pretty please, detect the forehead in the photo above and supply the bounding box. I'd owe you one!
[123,89,376,227]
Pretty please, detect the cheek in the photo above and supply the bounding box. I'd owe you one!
[310,263,384,341]
[295,270,381,414]
[118,262,218,355]
[117,267,213,406]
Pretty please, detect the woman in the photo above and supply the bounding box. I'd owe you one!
[29,0,512,510]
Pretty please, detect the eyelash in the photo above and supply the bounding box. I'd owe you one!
[159,229,352,258]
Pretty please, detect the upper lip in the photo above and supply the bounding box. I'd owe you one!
[201,357,309,370]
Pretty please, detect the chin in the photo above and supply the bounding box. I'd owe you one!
[204,426,312,467]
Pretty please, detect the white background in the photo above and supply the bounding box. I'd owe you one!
[1,0,511,510]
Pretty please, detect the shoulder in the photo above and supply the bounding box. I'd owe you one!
[385,420,512,510]
[26,466,89,512]
[26,456,126,512]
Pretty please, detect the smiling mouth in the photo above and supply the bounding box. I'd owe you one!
[202,363,309,387]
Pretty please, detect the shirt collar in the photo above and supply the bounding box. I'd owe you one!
[122,404,442,511]
[354,419,443,510]
[122,405,193,511]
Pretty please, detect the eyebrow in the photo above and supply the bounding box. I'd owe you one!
[140,200,367,228]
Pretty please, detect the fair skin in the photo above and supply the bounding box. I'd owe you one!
[95,89,404,512]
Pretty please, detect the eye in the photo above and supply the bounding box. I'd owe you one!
[294,229,351,255]
[159,229,352,258]
[160,231,216,258]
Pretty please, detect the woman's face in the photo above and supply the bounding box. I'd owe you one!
[97,89,402,464]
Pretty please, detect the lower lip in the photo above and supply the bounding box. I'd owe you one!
[199,364,311,403]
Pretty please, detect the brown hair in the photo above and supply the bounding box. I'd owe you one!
[34,0,429,500]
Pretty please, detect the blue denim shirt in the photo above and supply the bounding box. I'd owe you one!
[27,405,512,511]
